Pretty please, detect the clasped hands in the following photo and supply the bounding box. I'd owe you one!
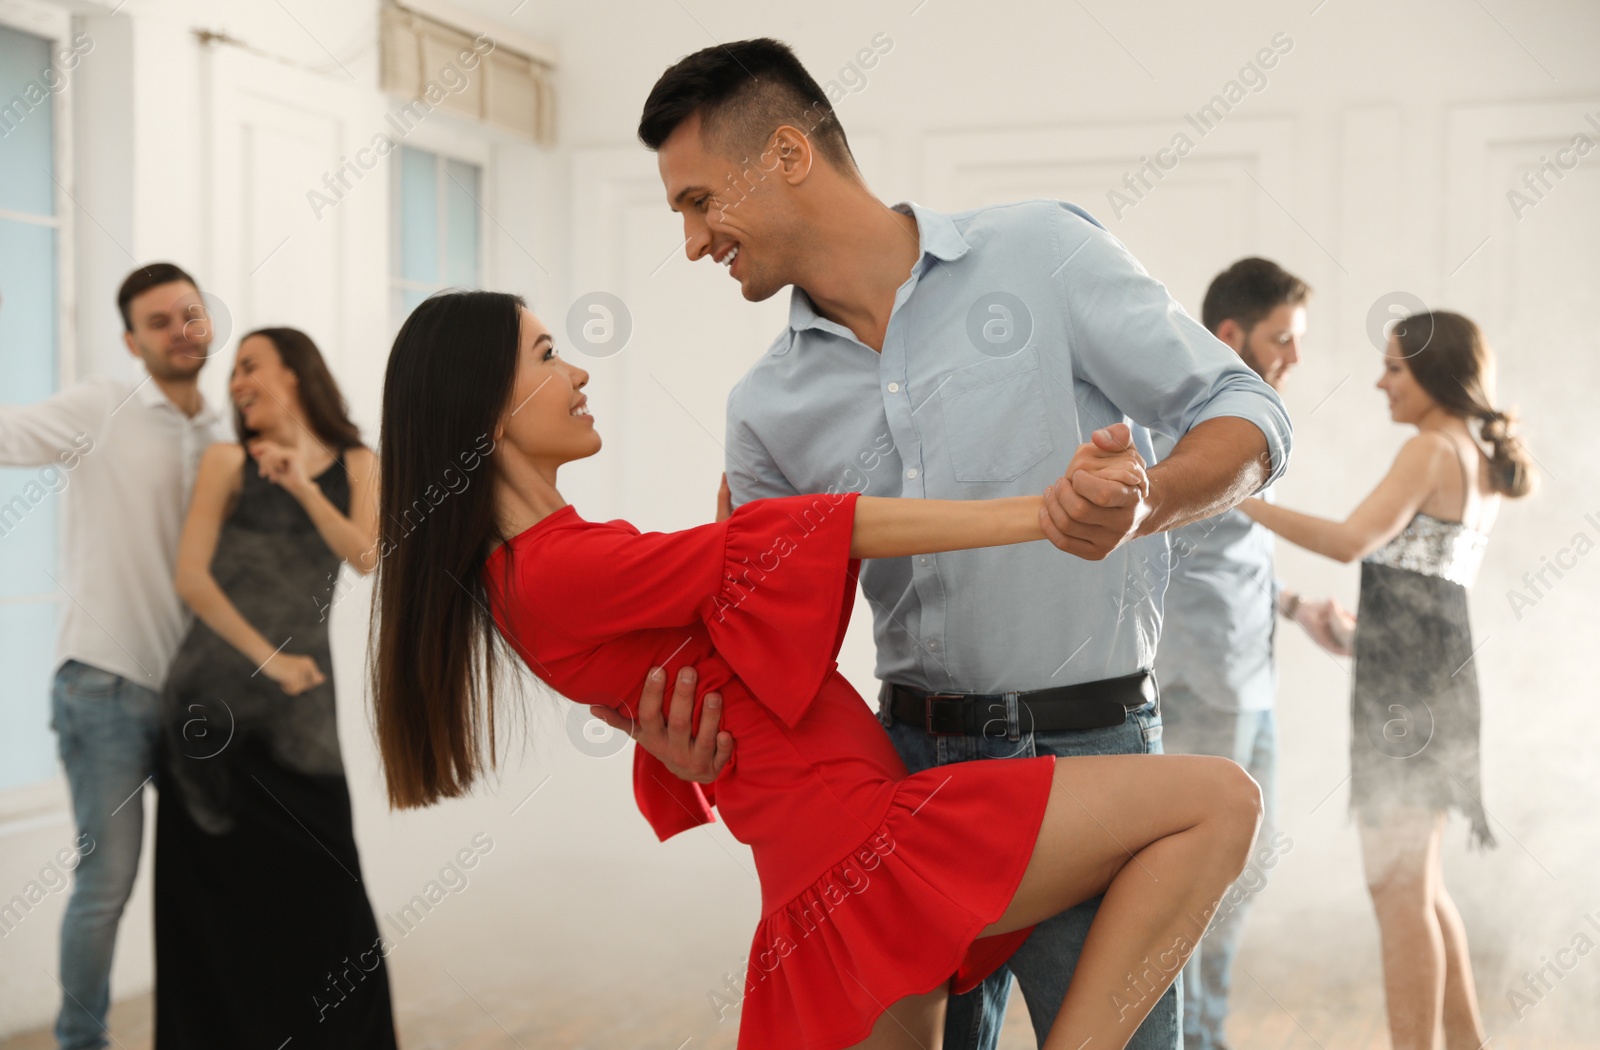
[1039,421,1151,561]
[588,424,1151,784]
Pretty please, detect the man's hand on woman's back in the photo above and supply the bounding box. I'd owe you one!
[590,666,733,784]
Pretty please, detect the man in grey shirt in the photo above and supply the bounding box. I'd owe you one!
[1154,257,1354,1050]
[630,39,1292,1048]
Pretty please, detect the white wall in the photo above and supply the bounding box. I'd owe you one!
[2,0,1597,1040]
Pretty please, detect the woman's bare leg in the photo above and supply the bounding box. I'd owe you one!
[975,753,1262,1049]
[1435,877,1490,1048]
[1360,808,1447,1050]
[847,985,947,1050]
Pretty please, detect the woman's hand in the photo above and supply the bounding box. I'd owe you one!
[248,439,313,499]
[262,651,327,696]
[1072,452,1149,495]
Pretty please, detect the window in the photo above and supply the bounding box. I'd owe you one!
[390,144,483,327]
[0,20,66,790]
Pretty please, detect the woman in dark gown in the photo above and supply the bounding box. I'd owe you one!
[1238,311,1535,1050]
[157,327,395,1048]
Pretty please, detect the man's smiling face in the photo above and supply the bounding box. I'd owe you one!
[657,110,802,303]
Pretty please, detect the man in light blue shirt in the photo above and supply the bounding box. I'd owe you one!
[1154,257,1352,1050]
[634,38,1291,1049]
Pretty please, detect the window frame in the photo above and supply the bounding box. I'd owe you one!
[0,0,80,815]
[0,0,76,386]
[387,122,492,325]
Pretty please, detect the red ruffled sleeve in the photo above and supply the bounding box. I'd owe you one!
[704,491,861,728]
[633,750,717,841]
[501,493,861,841]
[633,491,861,841]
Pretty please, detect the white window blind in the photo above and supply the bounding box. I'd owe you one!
[380,4,556,145]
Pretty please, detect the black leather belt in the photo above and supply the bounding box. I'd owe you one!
[882,670,1157,736]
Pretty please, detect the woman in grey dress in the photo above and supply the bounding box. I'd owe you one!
[1237,310,1534,1050]
[156,327,395,1048]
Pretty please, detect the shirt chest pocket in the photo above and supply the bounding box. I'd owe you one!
[936,347,1056,483]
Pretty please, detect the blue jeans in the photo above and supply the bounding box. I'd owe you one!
[49,660,162,1050]
[1158,690,1279,1050]
[879,691,1181,1050]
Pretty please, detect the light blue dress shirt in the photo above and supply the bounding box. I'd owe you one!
[1150,432,1282,713]
[723,199,1292,694]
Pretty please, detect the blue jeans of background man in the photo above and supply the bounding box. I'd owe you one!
[879,693,1181,1050]
[49,660,162,1050]
[1157,689,1278,1050]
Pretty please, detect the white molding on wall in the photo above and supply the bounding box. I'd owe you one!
[916,115,1304,307]
[1443,96,1600,318]
[1335,104,1407,376]
[201,40,364,370]
[567,145,664,514]
[920,115,1298,215]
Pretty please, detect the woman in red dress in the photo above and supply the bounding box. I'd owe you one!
[370,291,1263,1050]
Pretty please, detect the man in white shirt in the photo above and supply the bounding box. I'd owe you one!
[0,263,227,1050]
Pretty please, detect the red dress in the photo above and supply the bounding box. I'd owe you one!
[483,490,1056,1049]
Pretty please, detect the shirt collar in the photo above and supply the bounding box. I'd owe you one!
[785,200,971,338]
[136,371,223,427]
[893,199,971,264]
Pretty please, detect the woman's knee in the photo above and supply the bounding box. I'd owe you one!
[1365,865,1432,912]
[1205,757,1264,862]
[1359,809,1439,898]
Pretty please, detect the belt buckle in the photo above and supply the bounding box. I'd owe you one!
[923,693,967,736]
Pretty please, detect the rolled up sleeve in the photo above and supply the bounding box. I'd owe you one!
[1051,207,1292,489]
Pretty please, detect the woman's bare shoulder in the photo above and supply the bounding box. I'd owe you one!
[197,442,247,492]
[343,444,377,473]
[201,440,247,462]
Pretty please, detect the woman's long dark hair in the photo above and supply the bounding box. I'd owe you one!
[1394,310,1535,499]
[370,291,524,808]
[234,327,362,452]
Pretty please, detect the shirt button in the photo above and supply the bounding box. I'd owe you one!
[928,641,940,652]
[918,556,930,566]
[906,468,918,479]
[887,382,900,393]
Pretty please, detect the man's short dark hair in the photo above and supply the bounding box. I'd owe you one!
[117,262,200,332]
[1201,257,1310,336]
[638,38,855,172]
